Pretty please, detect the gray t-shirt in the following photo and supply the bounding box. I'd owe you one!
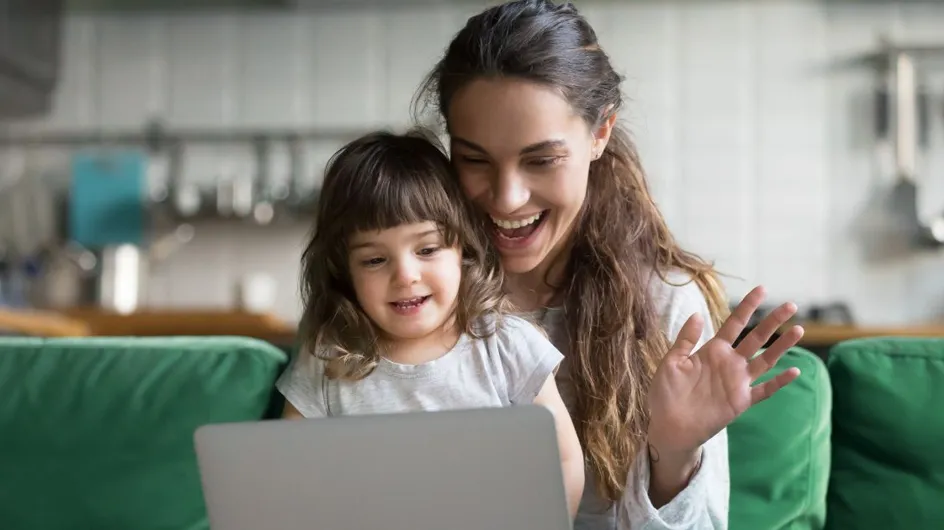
[276,314,564,418]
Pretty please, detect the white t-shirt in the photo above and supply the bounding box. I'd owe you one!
[545,270,729,530]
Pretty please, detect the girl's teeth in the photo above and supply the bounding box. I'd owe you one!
[490,212,542,229]
[396,296,426,307]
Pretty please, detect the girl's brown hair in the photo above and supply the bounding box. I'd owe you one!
[415,0,729,502]
[299,129,507,380]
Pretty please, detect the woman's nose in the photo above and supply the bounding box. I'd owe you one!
[490,170,530,214]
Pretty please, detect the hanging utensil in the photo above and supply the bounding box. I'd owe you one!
[252,137,275,225]
[881,46,944,246]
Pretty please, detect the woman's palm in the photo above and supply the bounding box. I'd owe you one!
[648,287,803,455]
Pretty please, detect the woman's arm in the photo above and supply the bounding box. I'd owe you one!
[648,444,703,508]
[628,276,802,529]
[621,430,729,529]
[620,273,728,529]
[533,374,585,520]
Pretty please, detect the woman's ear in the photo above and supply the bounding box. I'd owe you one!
[591,106,617,157]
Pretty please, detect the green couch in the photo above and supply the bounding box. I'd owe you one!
[728,337,944,530]
[824,338,944,529]
[728,346,832,529]
[0,336,287,530]
[0,334,941,529]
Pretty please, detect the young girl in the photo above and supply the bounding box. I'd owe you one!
[276,129,584,517]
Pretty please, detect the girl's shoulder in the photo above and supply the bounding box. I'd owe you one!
[470,312,545,339]
[466,313,563,405]
[275,347,330,418]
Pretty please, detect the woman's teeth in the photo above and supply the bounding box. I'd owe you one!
[490,212,543,229]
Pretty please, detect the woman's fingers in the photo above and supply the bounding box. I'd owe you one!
[747,325,804,381]
[667,313,705,358]
[735,302,799,359]
[750,366,801,405]
[715,286,766,344]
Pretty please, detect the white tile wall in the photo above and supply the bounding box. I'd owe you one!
[5,0,944,325]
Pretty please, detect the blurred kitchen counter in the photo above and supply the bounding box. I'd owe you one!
[795,322,944,346]
[6,306,942,354]
[57,307,297,345]
[0,308,92,337]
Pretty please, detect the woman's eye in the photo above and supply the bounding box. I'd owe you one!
[530,156,562,167]
[459,156,488,165]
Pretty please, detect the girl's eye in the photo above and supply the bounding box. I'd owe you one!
[361,257,385,267]
[418,247,440,256]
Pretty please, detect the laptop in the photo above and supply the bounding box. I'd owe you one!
[193,405,572,530]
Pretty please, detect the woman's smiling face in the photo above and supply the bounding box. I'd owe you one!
[447,77,609,276]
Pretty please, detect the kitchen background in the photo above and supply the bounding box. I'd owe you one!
[1,0,944,330]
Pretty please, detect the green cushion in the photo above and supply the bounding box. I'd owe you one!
[729,347,832,530]
[825,338,944,530]
[0,336,287,530]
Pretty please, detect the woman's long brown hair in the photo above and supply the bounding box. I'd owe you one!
[415,0,729,502]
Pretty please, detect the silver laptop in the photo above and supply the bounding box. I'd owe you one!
[194,405,572,530]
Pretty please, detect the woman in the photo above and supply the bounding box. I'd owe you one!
[413,1,804,528]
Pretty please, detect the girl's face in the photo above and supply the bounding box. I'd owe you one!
[347,221,462,350]
[447,77,612,277]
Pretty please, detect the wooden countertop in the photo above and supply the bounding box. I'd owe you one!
[794,323,944,345]
[0,308,92,337]
[6,305,942,347]
[58,308,297,343]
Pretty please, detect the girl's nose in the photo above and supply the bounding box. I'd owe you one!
[393,257,421,286]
